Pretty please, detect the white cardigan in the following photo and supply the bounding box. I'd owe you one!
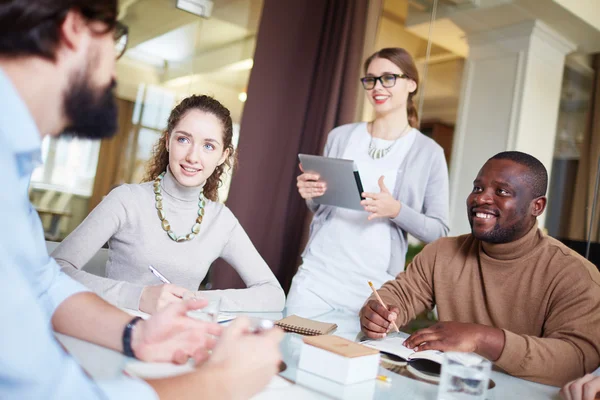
[304,122,450,276]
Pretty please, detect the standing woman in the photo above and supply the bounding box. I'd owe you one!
[287,48,449,314]
[53,95,285,314]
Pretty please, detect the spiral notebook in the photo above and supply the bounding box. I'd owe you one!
[275,315,337,336]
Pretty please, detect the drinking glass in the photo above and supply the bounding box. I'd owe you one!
[183,292,221,322]
[437,352,492,400]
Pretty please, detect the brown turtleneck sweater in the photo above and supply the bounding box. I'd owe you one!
[373,222,600,386]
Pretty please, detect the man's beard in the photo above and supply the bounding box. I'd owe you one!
[470,221,521,244]
[469,203,531,244]
[61,68,118,140]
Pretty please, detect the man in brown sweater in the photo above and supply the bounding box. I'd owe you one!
[360,151,600,387]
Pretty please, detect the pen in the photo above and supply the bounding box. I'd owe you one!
[148,265,171,284]
[368,281,400,333]
[376,375,392,383]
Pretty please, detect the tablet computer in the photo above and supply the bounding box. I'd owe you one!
[298,154,364,211]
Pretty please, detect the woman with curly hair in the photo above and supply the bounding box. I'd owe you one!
[53,95,285,314]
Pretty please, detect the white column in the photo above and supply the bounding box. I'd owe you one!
[448,20,576,235]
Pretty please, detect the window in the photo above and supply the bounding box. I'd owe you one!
[31,136,101,197]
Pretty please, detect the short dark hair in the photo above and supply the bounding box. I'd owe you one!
[489,151,548,198]
[0,0,118,60]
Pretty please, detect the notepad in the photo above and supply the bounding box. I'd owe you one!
[275,315,337,336]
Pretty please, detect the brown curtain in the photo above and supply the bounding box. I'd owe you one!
[88,98,135,211]
[211,0,372,292]
[568,54,600,242]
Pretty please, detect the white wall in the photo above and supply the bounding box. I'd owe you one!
[552,0,600,32]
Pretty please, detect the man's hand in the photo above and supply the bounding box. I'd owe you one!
[139,284,190,314]
[560,374,600,400]
[361,176,401,221]
[404,321,505,361]
[132,299,222,364]
[360,299,400,339]
[203,317,285,399]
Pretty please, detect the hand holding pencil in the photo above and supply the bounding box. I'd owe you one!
[360,281,401,339]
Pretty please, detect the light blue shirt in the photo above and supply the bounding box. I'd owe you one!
[0,68,157,399]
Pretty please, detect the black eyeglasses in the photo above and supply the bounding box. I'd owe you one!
[77,6,128,59]
[113,21,129,60]
[360,74,408,90]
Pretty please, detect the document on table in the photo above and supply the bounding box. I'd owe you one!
[124,359,319,398]
[121,307,237,323]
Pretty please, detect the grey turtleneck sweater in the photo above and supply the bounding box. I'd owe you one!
[52,168,285,312]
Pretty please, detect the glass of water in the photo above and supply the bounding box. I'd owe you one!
[183,292,221,323]
[437,352,492,400]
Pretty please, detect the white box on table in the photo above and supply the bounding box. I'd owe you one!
[298,335,380,384]
[295,369,376,399]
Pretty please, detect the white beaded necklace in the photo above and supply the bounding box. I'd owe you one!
[368,123,410,159]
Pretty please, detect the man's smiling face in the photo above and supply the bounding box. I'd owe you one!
[466,158,539,244]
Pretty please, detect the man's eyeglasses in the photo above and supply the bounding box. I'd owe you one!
[113,21,129,60]
[360,74,408,90]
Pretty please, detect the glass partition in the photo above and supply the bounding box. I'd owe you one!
[31,0,263,240]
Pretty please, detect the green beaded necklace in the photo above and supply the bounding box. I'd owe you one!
[154,171,205,242]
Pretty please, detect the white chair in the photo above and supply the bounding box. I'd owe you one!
[46,241,108,278]
[35,191,73,241]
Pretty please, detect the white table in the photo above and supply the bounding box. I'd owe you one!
[56,308,562,399]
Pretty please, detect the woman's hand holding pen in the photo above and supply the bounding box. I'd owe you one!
[361,176,401,220]
[139,284,189,314]
[297,163,327,199]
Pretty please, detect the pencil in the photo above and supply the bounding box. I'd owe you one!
[368,281,399,333]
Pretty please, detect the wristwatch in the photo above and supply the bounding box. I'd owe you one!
[122,316,143,358]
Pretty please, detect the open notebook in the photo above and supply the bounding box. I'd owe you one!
[275,315,337,336]
[362,336,444,382]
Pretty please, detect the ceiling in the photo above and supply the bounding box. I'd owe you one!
[118,0,261,93]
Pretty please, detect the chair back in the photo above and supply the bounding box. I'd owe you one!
[46,241,108,277]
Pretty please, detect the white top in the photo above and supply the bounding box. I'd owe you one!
[52,168,285,312]
[301,124,417,311]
